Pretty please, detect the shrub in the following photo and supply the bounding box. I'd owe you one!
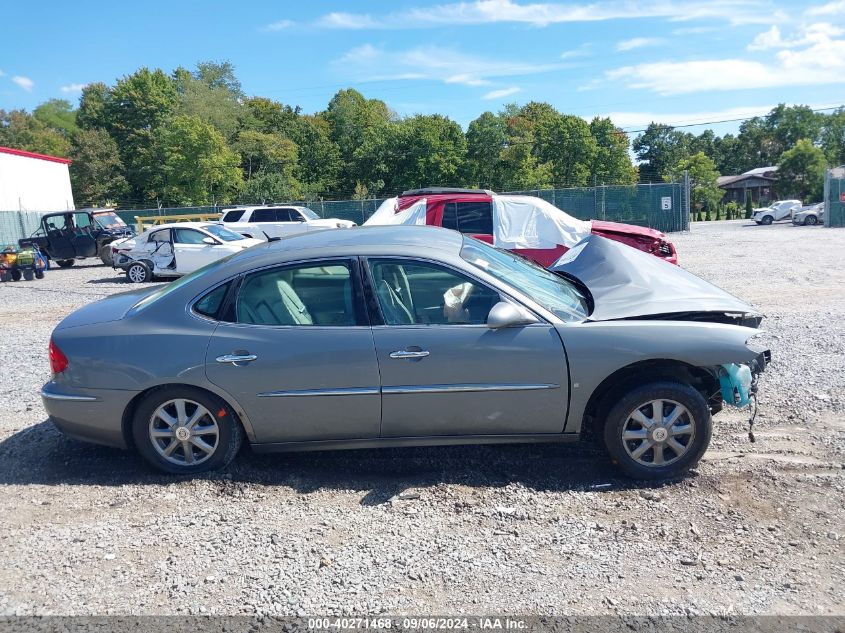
[745,191,753,219]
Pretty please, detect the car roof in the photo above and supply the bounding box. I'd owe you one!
[146,222,216,231]
[222,205,308,211]
[400,187,493,197]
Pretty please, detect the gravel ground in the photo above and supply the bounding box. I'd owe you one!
[0,220,843,617]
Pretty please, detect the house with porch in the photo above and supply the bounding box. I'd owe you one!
[717,166,777,205]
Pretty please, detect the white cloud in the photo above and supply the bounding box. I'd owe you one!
[607,22,845,95]
[60,83,88,94]
[12,76,33,92]
[335,44,562,87]
[264,19,294,31]
[806,1,845,16]
[314,0,787,29]
[560,44,592,59]
[616,37,662,51]
[482,86,522,99]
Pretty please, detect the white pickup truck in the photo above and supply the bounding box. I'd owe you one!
[220,205,356,239]
[752,199,802,225]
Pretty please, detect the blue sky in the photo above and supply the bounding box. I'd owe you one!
[2,0,844,135]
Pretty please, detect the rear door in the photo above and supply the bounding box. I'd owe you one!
[205,258,381,443]
[173,227,220,273]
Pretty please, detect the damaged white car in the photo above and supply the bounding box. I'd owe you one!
[111,222,262,283]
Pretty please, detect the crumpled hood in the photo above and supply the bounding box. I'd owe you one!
[550,235,761,322]
[590,219,664,240]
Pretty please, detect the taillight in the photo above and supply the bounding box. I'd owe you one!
[49,339,68,374]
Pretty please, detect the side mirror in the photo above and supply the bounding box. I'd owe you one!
[202,237,217,245]
[486,301,539,329]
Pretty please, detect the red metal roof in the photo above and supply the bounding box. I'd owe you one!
[0,146,72,165]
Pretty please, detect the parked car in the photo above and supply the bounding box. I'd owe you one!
[220,205,356,239]
[752,199,802,225]
[18,209,134,267]
[364,188,677,267]
[111,222,262,283]
[43,226,769,480]
[792,203,824,226]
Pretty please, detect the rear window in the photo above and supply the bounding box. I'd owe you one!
[222,210,245,222]
[442,202,493,235]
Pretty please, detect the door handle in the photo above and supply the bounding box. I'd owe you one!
[389,350,430,359]
[216,353,258,365]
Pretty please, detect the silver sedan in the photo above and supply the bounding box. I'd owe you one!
[42,226,769,479]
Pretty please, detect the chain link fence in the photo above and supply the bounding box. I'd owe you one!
[0,181,690,246]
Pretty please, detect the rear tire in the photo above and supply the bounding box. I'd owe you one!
[10,269,22,282]
[602,380,712,480]
[125,261,151,283]
[56,259,75,268]
[132,386,243,475]
[98,244,113,266]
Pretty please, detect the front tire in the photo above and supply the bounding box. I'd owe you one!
[602,381,712,480]
[56,259,75,268]
[132,387,243,474]
[760,215,773,225]
[805,215,818,226]
[125,261,151,283]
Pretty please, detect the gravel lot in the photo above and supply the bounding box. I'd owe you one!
[0,220,843,617]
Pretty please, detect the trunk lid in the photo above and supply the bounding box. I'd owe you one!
[55,286,157,330]
[590,219,665,241]
[551,235,761,324]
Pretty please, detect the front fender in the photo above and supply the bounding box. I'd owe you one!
[557,320,762,432]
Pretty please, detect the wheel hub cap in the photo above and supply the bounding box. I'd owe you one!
[148,399,220,467]
[621,398,695,468]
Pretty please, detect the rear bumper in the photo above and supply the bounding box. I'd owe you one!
[41,381,135,449]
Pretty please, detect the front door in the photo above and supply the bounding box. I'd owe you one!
[365,258,569,438]
[205,258,381,444]
[173,227,220,274]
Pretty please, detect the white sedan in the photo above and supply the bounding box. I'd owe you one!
[112,222,262,283]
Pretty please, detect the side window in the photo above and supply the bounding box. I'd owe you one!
[73,212,92,228]
[173,228,208,244]
[369,259,500,326]
[236,261,356,326]
[252,208,276,222]
[149,229,171,243]
[275,208,295,222]
[455,202,493,235]
[441,203,458,231]
[194,282,230,320]
[222,210,245,222]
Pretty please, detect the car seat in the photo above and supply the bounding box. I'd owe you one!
[372,264,414,324]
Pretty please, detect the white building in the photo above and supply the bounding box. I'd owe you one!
[0,146,74,212]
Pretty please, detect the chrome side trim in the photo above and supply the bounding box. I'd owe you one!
[257,387,380,398]
[382,383,559,395]
[40,390,99,402]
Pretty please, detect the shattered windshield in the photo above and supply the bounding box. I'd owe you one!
[460,237,588,322]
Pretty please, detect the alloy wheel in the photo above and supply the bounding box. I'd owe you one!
[128,264,147,283]
[621,399,695,468]
[148,399,220,466]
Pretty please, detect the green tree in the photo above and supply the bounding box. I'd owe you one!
[0,109,70,156]
[465,111,507,189]
[148,115,242,205]
[633,123,691,182]
[589,117,637,185]
[535,113,596,187]
[33,99,78,138]
[667,151,722,213]
[241,172,300,204]
[370,115,467,193]
[777,138,826,202]
[76,83,110,130]
[745,190,754,219]
[325,89,392,191]
[821,108,845,166]
[286,115,342,194]
[234,130,299,183]
[69,128,129,206]
[173,65,241,142]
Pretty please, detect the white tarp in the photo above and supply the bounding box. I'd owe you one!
[365,197,428,226]
[492,195,591,250]
[365,194,591,250]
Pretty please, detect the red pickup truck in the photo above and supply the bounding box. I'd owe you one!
[365,188,677,267]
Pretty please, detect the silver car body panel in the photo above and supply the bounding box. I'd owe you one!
[550,235,761,321]
[43,226,767,452]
